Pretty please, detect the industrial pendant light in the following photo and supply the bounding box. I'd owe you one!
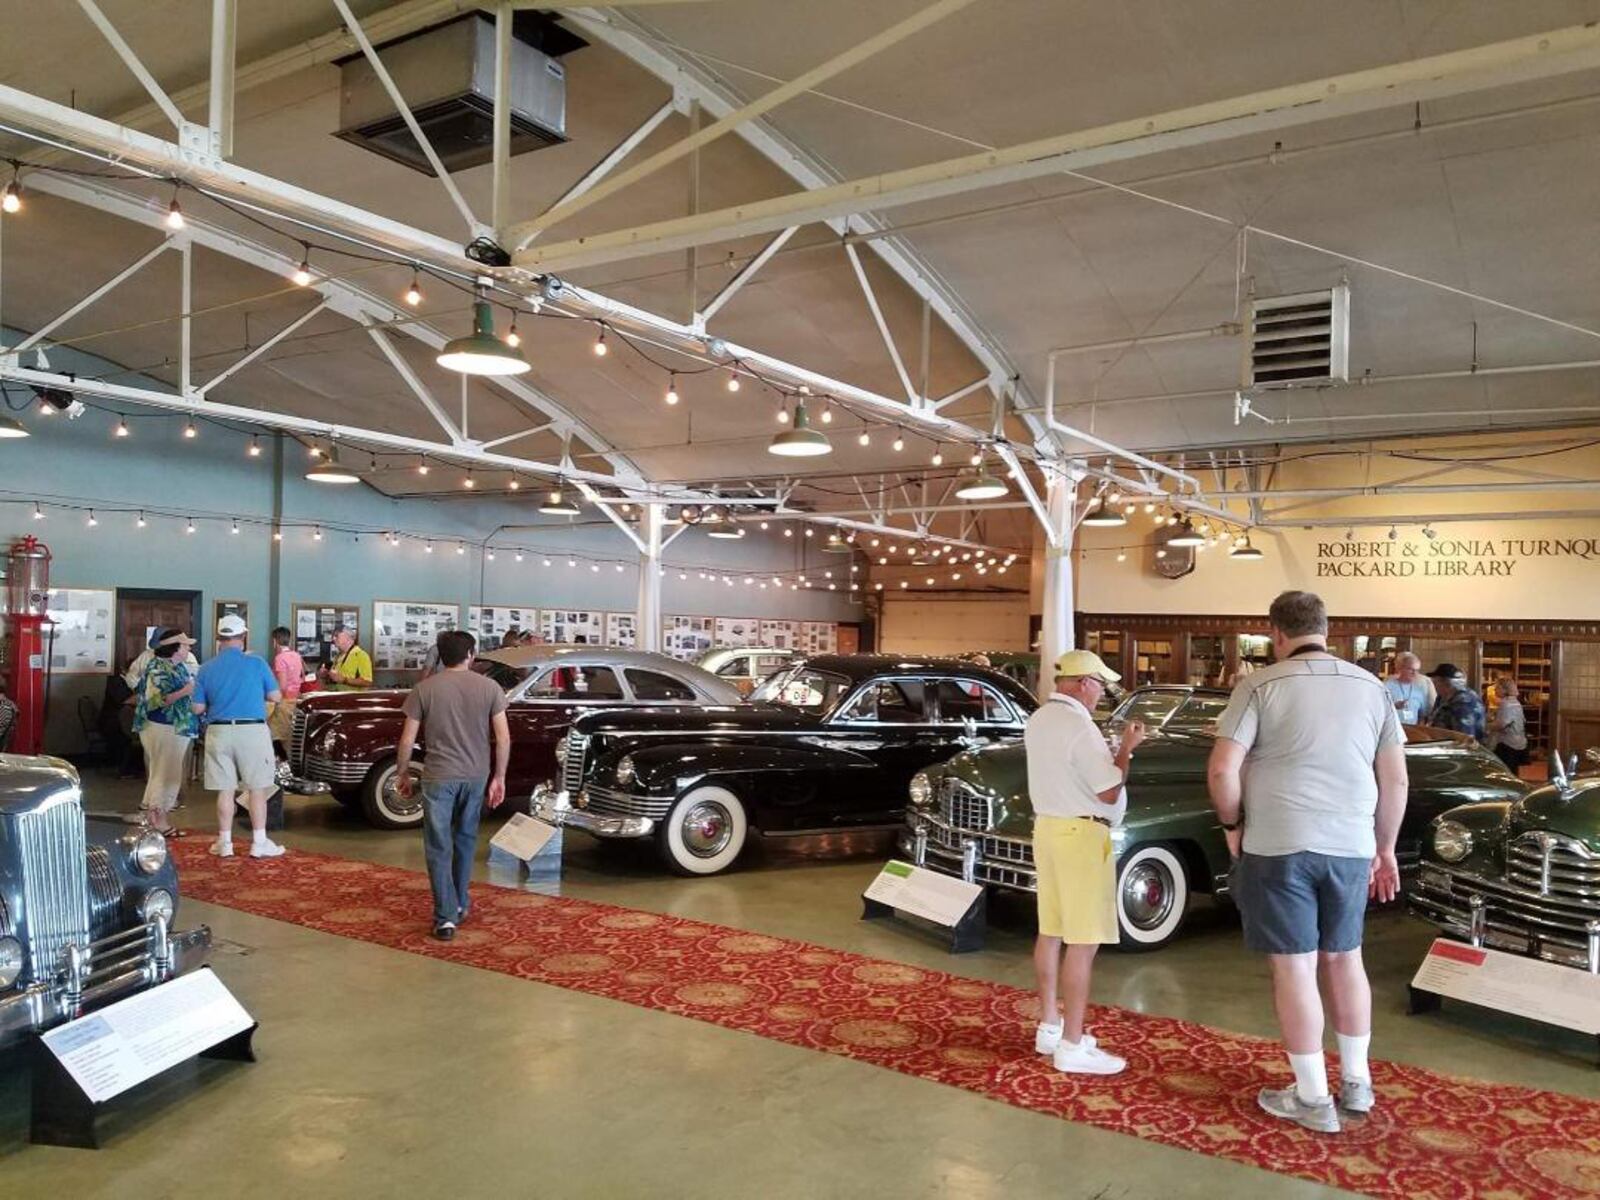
[1229,534,1264,560]
[1168,519,1205,546]
[0,415,30,439]
[768,401,832,457]
[708,521,746,539]
[305,447,363,485]
[438,294,531,376]
[954,456,1009,501]
[1080,499,1125,527]
[539,482,581,516]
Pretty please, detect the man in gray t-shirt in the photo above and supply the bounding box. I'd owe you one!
[396,630,511,941]
[1208,590,1408,1136]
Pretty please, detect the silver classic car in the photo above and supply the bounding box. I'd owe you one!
[0,754,210,1046]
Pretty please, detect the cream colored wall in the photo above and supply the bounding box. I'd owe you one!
[880,594,1032,654]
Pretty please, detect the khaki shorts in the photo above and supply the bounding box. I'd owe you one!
[204,723,276,792]
[267,698,297,746]
[1034,815,1118,944]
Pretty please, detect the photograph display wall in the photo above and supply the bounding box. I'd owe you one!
[800,622,838,654]
[468,605,538,651]
[540,609,605,645]
[294,604,360,666]
[605,612,637,648]
[714,617,759,648]
[662,615,715,660]
[758,620,800,650]
[373,600,459,670]
[44,587,115,674]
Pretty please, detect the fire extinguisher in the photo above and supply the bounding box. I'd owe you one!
[4,536,52,756]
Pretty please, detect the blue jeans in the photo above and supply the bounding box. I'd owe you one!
[421,779,486,924]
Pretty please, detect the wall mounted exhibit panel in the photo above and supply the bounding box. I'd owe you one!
[373,600,459,671]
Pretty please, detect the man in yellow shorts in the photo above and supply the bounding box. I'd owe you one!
[1028,650,1146,1075]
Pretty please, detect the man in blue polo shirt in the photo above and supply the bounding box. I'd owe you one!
[192,614,285,858]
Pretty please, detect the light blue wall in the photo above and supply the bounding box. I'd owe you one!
[1,333,860,752]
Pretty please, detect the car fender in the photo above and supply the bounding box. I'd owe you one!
[618,739,868,795]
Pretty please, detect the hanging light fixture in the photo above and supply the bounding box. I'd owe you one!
[665,374,679,405]
[505,314,521,349]
[291,250,314,287]
[165,196,185,230]
[305,447,363,484]
[507,476,521,491]
[1168,519,1205,547]
[1230,534,1264,560]
[1,176,21,214]
[0,415,30,439]
[892,429,905,452]
[955,456,1009,501]
[725,367,741,392]
[183,420,198,439]
[438,293,531,376]
[463,469,477,490]
[86,509,98,527]
[930,444,943,466]
[708,521,746,540]
[768,401,832,457]
[136,511,147,528]
[593,328,608,357]
[404,269,423,306]
[776,403,791,425]
[857,429,871,447]
[1080,499,1126,527]
[539,482,581,516]
[417,456,431,476]
[245,435,261,457]
[114,417,130,438]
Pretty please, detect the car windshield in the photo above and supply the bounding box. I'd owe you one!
[1168,696,1229,727]
[1115,689,1186,726]
[751,665,850,712]
[474,659,534,692]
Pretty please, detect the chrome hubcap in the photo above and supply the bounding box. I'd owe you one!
[682,800,733,857]
[1122,860,1176,930]
[381,768,424,818]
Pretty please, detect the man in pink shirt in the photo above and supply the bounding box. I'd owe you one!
[268,625,306,750]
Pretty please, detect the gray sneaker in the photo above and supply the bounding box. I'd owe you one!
[1257,1086,1341,1134]
[1339,1077,1374,1114]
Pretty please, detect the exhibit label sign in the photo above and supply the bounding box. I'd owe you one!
[1410,938,1600,1035]
[489,812,560,861]
[864,860,983,927]
[40,968,254,1103]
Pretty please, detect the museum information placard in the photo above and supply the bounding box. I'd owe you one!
[1411,938,1600,1035]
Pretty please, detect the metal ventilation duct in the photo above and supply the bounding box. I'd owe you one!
[1247,284,1350,387]
[335,13,568,176]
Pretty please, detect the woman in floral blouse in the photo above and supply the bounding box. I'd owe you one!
[132,628,200,831]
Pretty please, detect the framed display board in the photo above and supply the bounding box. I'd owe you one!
[469,605,539,651]
[293,603,360,667]
[714,617,759,648]
[45,587,115,674]
[214,599,248,649]
[759,620,801,650]
[373,600,460,671]
[663,615,715,660]
[605,612,637,648]
[540,609,604,645]
[800,622,838,654]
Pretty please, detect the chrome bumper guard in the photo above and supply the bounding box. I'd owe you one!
[899,812,1039,894]
[276,761,331,796]
[531,783,655,839]
[0,918,213,1044]
[1410,864,1600,973]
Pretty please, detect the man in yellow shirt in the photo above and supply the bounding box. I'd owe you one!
[322,625,373,691]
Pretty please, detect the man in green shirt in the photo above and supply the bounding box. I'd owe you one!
[322,625,373,691]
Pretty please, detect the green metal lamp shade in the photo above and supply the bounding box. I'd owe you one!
[438,300,531,376]
[768,401,832,456]
[954,470,1008,500]
[0,415,29,439]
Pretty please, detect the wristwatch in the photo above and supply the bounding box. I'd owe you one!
[1219,818,1243,831]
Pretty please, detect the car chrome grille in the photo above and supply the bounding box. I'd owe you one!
[15,794,90,985]
[85,845,123,942]
[582,787,673,821]
[939,777,993,833]
[289,708,309,774]
[562,731,588,794]
[304,754,370,785]
[1507,833,1600,902]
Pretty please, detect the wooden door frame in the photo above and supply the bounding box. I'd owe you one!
[115,588,202,671]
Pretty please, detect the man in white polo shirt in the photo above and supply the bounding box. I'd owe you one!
[1028,649,1146,1076]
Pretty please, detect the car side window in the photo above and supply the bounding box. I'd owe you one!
[838,679,925,724]
[932,678,1015,724]
[626,669,696,701]
[527,664,623,701]
[715,655,749,678]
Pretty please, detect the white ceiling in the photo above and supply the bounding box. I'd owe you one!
[0,0,1597,547]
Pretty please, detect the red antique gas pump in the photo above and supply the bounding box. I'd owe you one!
[4,536,52,755]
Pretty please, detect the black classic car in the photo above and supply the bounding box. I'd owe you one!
[534,655,1038,874]
[0,754,210,1047]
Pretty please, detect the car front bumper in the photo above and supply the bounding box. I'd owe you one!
[1409,863,1600,973]
[531,783,657,839]
[899,810,1041,893]
[0,920,212,1047]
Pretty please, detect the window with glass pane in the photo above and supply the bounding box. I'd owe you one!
[627,669,696,701]
[933,678,1011,724]
[715,655,749,677]
[753,666,848,712]
[528,664,623,700]
[839,679,925,723]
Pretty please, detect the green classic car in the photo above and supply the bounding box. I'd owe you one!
[1410,750,1600,972]
[899,725,1526,950]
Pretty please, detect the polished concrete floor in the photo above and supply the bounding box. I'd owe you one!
[4,773,1597,1198]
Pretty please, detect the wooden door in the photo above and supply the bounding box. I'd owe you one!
[835,624,861,654]
[116,590,200,671]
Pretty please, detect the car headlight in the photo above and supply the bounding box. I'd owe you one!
[133,828,168,875]
[615,755,635,786]
[1433,820,1474,863]
[139,889,176,923]
[0,936,21,990]
[908,772,932,807]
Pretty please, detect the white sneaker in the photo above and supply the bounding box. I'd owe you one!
[209,839,234,858]
[1053,1038,1126,1075]
[1035,1024,1096,1056]
[249,839,287,859]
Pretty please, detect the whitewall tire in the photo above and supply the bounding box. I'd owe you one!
[360,757,425,830]
[658,786,748,876]
[1115,843,1190,950]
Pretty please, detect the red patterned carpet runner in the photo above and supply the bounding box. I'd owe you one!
[172,844,1600,1199]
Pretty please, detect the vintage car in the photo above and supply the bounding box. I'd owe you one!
[285,645,743,830]
[900,724,1526,950]
[1,754,210,1047]
[1095,684,1231,733]
[694,646,803,695]
[1410,749,1600,972]
[535,655,1038,875]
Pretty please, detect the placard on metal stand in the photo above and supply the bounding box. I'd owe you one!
[861,851,987,954]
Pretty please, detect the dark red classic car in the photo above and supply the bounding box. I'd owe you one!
[284,645,743,828]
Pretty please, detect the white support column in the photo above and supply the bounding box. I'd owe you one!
[636,502,664,652]
[209,0,238,158]
[491,1,513,240]
[1037,470,1078,702]
[179,239,192,397]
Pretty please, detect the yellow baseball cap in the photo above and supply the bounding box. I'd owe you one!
[1052,649,1121,683]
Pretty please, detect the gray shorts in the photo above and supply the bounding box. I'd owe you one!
[1233,851,1369,955]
